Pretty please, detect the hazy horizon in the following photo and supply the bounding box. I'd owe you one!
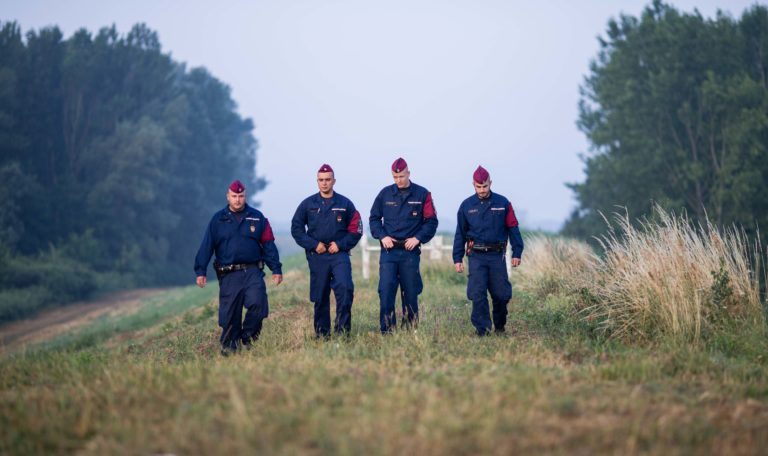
[3,0,761,233]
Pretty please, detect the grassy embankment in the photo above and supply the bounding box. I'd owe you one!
[1,209,767,454]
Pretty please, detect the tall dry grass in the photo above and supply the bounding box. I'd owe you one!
[514,207,765,343]
[2,249,768,454]
[513,235,596,297]
[584,206,765,342]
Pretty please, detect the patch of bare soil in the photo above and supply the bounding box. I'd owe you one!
[0,288,171,352]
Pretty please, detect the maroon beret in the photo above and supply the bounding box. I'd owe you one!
[229,179,245,193]
[473,166,490,184]
[391,157,408,173]
[318,163,334,173]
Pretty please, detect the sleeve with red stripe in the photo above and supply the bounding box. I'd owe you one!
[415,191,438,243]
[260,219,276,243]
[505,203,519,228]
[347,210,363,234]
[423,192,436,219]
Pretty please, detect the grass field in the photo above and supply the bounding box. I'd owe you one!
[1,237,767,454]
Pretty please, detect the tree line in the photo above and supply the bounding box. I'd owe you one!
[563,1,768,249]
[0,21,263,321]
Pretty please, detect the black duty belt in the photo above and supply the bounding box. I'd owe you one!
[214,261,264,279]
[471,243,506,253]
[383,239,408,249]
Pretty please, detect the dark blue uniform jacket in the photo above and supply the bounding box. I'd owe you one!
[195,204,282,277]
[291,192,363,253]
[369,183,438,243]
[452,191,524,263]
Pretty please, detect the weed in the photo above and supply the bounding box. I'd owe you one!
[1,246,767,454]
[580,206,765,343]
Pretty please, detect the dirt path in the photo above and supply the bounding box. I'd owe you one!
[0,288,171,352]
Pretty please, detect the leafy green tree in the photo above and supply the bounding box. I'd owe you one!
[564,1,768,245]
[0,21,263,320]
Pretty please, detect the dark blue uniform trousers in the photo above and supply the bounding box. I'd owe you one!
[378,248,423,332]
[467,253,512,336]
[308,252,354,336]
[218,267,268,350]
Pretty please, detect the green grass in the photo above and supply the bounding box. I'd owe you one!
[1,253,767,455]
[36,286,218,352]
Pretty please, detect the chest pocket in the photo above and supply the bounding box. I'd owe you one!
[490,207,506,218]
[247,224,260,238]
[334,211,346,224]
[214,216,235,244]
[307,207,321,221]
[383,201,399,218]
[408,202,422,218]
[242,217,262,238]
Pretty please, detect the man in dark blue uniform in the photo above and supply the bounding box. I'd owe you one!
[195,180,283,355]
[453,166,523,336]
[291,164,363,337]
[370,157,438,333]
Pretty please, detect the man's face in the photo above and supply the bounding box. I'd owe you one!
[473,179,491,199]
[227,190,246,212]
[392,169,410,189]
[317,171,335,195]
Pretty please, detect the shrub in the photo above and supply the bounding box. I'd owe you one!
[583,206,764,343]
[0,286,54,321]
[0,252,98,323]
[512,235,596,298]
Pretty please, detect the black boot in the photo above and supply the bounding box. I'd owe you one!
[241,332,259,350]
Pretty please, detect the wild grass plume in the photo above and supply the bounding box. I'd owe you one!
[1,235,767,454]
[584,206,765,343]
[513,235,596,297]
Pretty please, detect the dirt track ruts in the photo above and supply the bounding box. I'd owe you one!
[0,288,170,352]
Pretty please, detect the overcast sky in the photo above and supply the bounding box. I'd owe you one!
[3,0,762,232]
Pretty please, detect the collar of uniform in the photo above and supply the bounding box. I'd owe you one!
[473,191,494,203]
[314,192,336,206]
[226,203,257,217]
[390,183,412,196]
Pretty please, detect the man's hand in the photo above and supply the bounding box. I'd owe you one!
[511,258,521,267]
[272,274,283,285]
[404,237,420,251]
[328,241,339,254]
[196,276,207,288]
[381,236,394,249]
[315,242,327,254]
[454,262,464,273]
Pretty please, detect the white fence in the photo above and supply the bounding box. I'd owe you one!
[359,233,513,279]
